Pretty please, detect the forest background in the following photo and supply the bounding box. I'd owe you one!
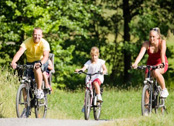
[1,0,174,90]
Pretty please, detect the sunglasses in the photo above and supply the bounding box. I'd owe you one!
[150,28,158,31]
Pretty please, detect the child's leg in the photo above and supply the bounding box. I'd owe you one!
[43,72,49,89]
[92,78,101,94]
[93,81,100,94]
[92,79,102,102]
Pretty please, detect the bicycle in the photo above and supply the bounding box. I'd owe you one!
[136,65,167,116]
[16,64,48,118]
[75,70,104,120]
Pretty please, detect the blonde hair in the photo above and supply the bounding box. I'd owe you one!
[150,27,162,39]
[90,46,99,56]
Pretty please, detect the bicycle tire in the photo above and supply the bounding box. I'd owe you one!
[161,106,165,115]
[154,86,166,115]
[16,84,29,118]
[141,84,151,116]
[154,86,160,114]
[155,98,166,115]
[84,90,91,120]
[159,98,165,115]
[34,93,47,118]
[93,99,101,120]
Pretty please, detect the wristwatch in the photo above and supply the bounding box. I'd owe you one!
[162,62,165,67]
[39,61,42,67]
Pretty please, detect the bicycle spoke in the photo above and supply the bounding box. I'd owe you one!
[141,84,151,116]
[35,96,47,118]
[16,84,29,118]
[84,90,91,120]
[93,101,101,120]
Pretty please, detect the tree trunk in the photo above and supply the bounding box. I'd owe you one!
[123,0,131,83]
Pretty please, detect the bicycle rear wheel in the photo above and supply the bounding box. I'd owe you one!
[84,90,91,120]
[155,100,165,114]
[160,101,166,115]
[141,84,151,116]
[154,86,167,115]
[16,84,29,118]
[35,93,47,118]
[93,100,101,120]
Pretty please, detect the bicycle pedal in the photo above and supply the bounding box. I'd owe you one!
[97,100,103,103]
[160,97,166,99]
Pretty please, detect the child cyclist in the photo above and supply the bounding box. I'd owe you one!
[75,46,107,102]
[43,59,53,91]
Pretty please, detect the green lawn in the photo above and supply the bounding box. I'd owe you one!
[1,61,174,126]
[46,87,174,125]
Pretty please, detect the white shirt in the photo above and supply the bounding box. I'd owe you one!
[84,59,105,84]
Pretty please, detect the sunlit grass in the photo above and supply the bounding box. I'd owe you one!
[166,30,174,47]
[166,31,174,70]
[0,67,19,118]
[1,67,174,125]
[47,87,174,121]
[100,115,174,126]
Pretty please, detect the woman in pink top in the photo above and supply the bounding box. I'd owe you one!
[132,27,169,98]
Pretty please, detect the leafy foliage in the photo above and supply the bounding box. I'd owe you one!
[1,0,174,89]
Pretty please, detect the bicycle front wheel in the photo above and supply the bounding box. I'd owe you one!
[35,94,47,118]
[141,84,151,116]
[16,84,29,118]
[84,90,91,120]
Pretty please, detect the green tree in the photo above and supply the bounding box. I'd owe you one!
[0,0,104,89]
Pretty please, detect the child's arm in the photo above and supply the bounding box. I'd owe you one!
[75,66,87,72]
[102,64,107,75]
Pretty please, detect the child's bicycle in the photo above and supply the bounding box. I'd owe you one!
[16,64,48,118]
[75,70,104,120]
[136,65,167,116]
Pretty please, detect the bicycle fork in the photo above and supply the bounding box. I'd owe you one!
[26,83,32,117]
[149,85,153,114]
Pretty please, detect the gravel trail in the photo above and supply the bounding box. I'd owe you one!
[0,118,108,126]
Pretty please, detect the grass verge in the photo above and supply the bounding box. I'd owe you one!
[1,68,174,125]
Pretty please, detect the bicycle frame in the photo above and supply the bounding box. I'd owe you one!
[85,80,93,106]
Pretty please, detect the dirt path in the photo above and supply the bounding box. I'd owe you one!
[0,118,107,126]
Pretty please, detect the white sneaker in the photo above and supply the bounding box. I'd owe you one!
[160,88,169,98]
[97,94,103,102]
[35,89,44,99]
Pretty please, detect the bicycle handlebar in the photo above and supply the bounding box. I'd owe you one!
[75,70,103,76]
[136,65,159,70]
[17,64,34,69]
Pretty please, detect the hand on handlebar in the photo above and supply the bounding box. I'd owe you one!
[99,71,105,75]
[11,62,17,69]
[75,69,83,74]
[158,63,165,69]
[34,62,42,69]
[131,63,138,69]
